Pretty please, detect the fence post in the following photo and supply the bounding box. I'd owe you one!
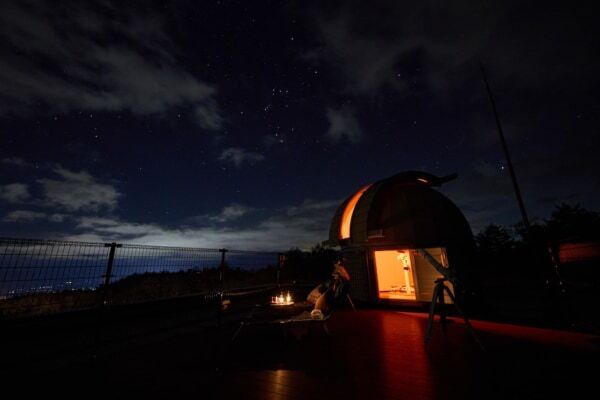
[219,248,227,287]
[93,242,121,361]
[217,249,227,325]
[102,242,122,306]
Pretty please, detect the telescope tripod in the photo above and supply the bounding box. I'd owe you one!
[425,278,485,351]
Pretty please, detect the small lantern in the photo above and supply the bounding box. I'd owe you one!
[271,291,294,306]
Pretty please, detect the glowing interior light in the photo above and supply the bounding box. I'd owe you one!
[340,184,371,239]
[397,251,414,294]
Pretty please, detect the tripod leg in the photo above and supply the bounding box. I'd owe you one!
[231,321,245,342]
[425,283,441,345]
[443,286,485,351]
[439,286,447,329]
[347,293,356,311]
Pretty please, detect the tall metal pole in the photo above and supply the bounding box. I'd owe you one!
[480,63,531,233]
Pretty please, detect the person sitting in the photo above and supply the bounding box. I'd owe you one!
[307,259,352,319]
[331,260,351,299]
[306,282,327,305]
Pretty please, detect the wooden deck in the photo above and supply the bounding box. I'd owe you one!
[219,310,598,400]
[3,309,598,399]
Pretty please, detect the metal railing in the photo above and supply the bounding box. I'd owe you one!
[0,237,282,318]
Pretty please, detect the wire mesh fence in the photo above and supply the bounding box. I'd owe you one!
[0,238,107,317]
[0,237,281,318]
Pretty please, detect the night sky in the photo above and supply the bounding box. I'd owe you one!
[1,1,598,250]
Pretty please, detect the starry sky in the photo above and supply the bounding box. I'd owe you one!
[1,0,599,250]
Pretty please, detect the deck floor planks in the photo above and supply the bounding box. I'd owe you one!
[4,308,597,399]
[218,309,598,400]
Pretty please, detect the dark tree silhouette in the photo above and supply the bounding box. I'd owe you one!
[545,203,600,241]
[472,203,600,331]
[513,203,600,245]
[280,244,339,283]
[476,224,516,255]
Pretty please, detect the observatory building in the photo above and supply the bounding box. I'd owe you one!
[329,171,474,304]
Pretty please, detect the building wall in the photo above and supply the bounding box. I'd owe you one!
[342,247,370,302]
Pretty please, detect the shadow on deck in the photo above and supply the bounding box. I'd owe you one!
[3,309,599,399]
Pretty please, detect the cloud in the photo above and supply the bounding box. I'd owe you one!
[308,9,410,95]
[0,183,30,203]
[325,106,363,143]
[219,147,265,167]
[3,210,46,223]
[3,210,65,223]
[37,166,121,212]
[209,204,254,223]
[0,0,222,129]
[63,198,341,251]
[285,198,340,217]
[194,101,224,130]
[188,203,256,225]
[2,157,35,168]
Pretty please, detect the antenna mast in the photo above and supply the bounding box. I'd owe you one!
[480,63,531,233]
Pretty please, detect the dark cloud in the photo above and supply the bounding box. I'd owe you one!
[309,1,598,99]
[219,147,266,167]
[0,1,597,246]
[188,203,256,225]
[36,167,121,212]
[308,1,500,96]
[443,143,600,232]
[0,183,30,203]
[326,105,363,143]
[1,157,339,249]
[304,0,599,233]
[208,204,254,223]
[0,164,121,212]
[2,157,36,168]
[3,210,65,223]
[0,0,222,128]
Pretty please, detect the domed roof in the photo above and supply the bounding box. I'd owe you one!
[329,171,472,248]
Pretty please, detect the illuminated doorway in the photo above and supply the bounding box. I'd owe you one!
[374,248,453,303]
[374,250,417,300]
